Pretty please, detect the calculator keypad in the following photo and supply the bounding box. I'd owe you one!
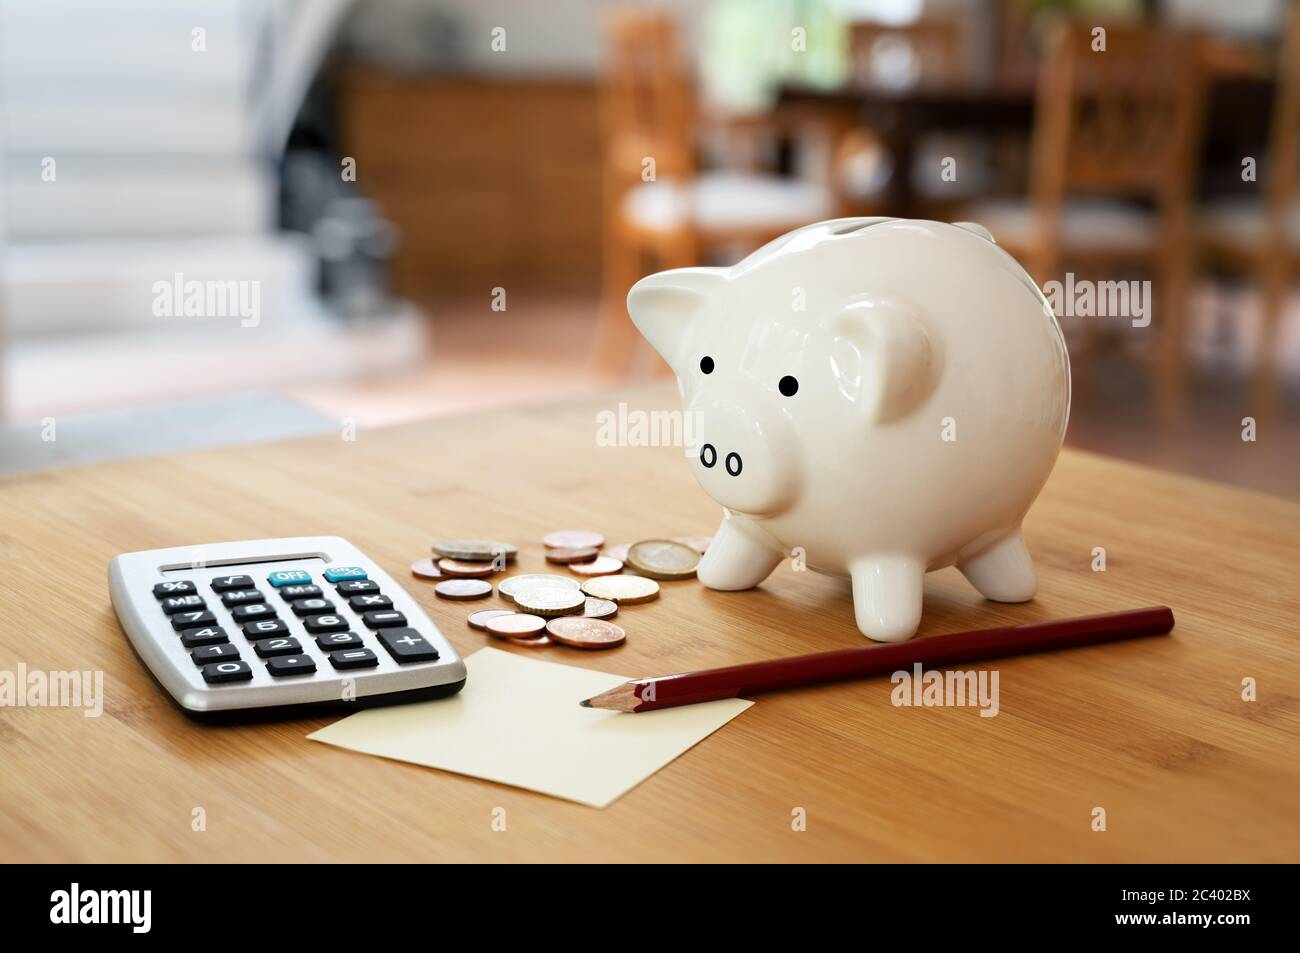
[171,610,216,630]
[231,603,277,623]
[221,589,265,607]
[254,636,302,658]
[180,625,228,648]
[144,555,448,703]
[266,655,316,677]
[191,643,241,665]
[160,594,206,614]
[291,598,335,617]
[202,660,253,683]
[278,584,322,601]
[243,619,290,638]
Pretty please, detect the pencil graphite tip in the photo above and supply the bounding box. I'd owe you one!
[578,699,591,707]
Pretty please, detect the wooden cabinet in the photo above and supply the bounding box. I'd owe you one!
[338,67,603,297]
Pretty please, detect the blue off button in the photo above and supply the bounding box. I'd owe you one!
[268,569,313,587]
[323,566,368,583]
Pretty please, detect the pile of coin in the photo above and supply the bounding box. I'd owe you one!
[408,528,714,650]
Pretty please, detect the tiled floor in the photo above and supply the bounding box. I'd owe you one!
[286,290,1300,501]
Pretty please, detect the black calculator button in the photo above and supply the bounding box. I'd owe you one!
[266,655,316,677]
[303,614,349,634]
[336,579,380,595]
[377,628,439,663]
[291,598,335,617]
[202,660,252,683]
[171,611,216,630]
[329,648,379,669]
[348,594,393,611]
[242,619,290,638]
[254,636,302,658]
[153,581,196,598]
[180,625,228,648]
[231,603,277,622]
[221,589,266,607]
[191,643,240,665]
[316,630,364,650]
[211,574,255,592]
[160,594,206,614]
[279,584,322,601]
[363,610,407,629]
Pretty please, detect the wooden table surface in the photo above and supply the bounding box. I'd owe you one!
[2,384,1298,862]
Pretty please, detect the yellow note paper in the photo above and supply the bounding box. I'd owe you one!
[307,647,753,808]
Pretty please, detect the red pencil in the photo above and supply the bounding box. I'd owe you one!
[580,606,1175,712]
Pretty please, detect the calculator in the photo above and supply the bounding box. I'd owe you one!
[109,536,466,717]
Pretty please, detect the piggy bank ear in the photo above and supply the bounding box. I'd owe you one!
[627,268,726,371]
[830,299,937,423]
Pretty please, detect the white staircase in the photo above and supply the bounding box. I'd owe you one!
[0,0,423,420]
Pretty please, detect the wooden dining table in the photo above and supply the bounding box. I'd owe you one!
[2,382,1298,862]
[779,67,1275,217]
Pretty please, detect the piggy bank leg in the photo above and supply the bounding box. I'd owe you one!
[696,517,783,590]
[849,556,924,642]
[957,529,1037,603]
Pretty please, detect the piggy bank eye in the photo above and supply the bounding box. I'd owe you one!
[779,375,799,397]
[700,356,714,374]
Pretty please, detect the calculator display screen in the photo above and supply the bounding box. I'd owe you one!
[158,554,327,574]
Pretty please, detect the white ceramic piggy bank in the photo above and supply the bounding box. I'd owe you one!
[628,218,1070,642]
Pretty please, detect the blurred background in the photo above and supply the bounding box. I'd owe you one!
[0,0,1296,496]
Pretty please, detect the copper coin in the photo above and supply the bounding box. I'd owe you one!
[669,535,713,555]
[545,546,600,564]
[568,556,624,577]
[545,617,626,649]
[626,539,699,580]
[513,586,586,617]
[410,558,444,580]
[544,529,605,550]
[604,542,631,562]
[583,597,618,620]
[580,575,660,604]
[438,558,497,578]
[508,634,553,648]
[484,613,548,638]
[434,579,493,600]
[468,609,516,631]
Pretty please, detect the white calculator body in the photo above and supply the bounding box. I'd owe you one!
[109,536,466,716]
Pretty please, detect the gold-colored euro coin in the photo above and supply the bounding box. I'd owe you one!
[579,575,660,604]
[626,539,700,580]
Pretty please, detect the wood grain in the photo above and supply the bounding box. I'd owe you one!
[1,383,1297,862]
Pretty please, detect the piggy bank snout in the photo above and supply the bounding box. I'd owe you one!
[689,396,798,516]
[698,442,744,477]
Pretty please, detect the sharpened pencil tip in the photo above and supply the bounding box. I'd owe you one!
[579,699,591,707]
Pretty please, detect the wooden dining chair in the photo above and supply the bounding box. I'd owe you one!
[593,9,835,376]
[1196,2,1300,410]
[962,22,1208,416]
